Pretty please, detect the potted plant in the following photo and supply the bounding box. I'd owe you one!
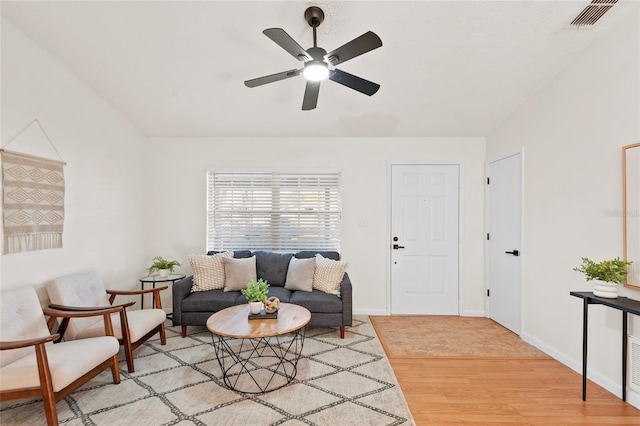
[148,256,181,278]
[241,279,269,314]
[573,257,632,298]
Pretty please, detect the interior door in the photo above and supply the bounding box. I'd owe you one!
[487,153,522,334]
[390,164,459,315]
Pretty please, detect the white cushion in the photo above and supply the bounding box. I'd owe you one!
[0,287,51,367]
[0,336,119,392]
[222,256,257,292]
[76,309,166,342]
[45,271,111,341]
[285,257,316,292]
[188,251,233,292]
[313,254,348,297]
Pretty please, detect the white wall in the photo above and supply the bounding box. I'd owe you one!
[0,18,149,301]
[487,11,640,405]
[146,137,487,316]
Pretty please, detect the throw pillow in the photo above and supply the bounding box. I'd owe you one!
[188,251,233,292]
[284,257,316,292]
[222,256,257,292]
[313,254,348,297]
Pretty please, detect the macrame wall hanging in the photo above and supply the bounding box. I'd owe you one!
[1,119,66,255]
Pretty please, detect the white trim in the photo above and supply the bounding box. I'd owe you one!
[386,161,464,316]
[461,309,486,317]
[354,308,388,316]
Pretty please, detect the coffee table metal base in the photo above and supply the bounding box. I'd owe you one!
[211,328,306,394]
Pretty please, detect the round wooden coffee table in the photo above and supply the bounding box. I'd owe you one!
[206,303,311,394]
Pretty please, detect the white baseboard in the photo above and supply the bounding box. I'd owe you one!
[461,310,485,317]
[521,331,640,410]
[354,309,487,317]
[353,308,387,316]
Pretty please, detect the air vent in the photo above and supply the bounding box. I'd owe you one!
[630,334,640,394]
[570,0,619,26]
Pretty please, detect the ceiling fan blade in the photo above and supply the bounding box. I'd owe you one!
[302,81,321,110]
[329,69,380,96]
[263,28,313,61]
[244,69,301,88]
[324,31,382,66]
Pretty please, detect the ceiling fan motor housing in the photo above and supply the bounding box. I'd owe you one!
[305,6,325,27]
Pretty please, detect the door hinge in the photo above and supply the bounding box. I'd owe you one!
[487,177,490,184]
[487,289,490,297]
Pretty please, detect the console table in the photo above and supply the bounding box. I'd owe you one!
[570,291,640,402]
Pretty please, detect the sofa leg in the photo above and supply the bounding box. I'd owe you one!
[340,326,345,339]
[181,325,187,338]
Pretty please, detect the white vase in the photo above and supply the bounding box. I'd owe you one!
[592,279,618,298]
[249,302,263,314]
[158,269,169,278]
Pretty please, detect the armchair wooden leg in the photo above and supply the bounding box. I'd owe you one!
[124,341,135,373]
[110,355,121,384]
[340,326,345,339]
[181,325,187,338]
[159,323,166,345]
[35,344,58,426]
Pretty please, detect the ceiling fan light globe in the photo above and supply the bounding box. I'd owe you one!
[303,62,329,81]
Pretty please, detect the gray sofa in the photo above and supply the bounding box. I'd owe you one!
[172,250,352,338]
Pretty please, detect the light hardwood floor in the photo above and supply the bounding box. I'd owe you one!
[372,316,640,425]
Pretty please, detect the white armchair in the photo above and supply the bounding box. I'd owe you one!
[0,286,121,426]
[45,270,167,373]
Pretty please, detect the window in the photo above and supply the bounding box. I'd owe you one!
[207,171,341,252]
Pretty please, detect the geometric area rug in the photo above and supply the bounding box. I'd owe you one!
[0,316,415,425]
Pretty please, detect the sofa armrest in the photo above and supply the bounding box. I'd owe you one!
[172,275,193,326]
[340,272,353,327]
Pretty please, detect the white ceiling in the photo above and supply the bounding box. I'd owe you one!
[2,1,638,138]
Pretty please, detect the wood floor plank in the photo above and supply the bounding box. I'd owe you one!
[372,316,640,425]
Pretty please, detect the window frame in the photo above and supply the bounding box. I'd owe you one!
[206,170,342,253]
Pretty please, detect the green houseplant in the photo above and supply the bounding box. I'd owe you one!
[148,256,181,278]
[573,257,632,298]
[241,279,269,313]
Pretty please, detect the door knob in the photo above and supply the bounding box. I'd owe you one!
[393,244,405,250]
[505,250,520,256]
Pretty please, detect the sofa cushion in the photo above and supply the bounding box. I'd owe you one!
[263,286,292,303]
[284,257,315,292]
[295,251,340,261]
[222,256,257,292]
[313,254,348,297]
[182,289,240,312]
[255,251,293,287]
[289,290,343,313]
[188,251,233,291]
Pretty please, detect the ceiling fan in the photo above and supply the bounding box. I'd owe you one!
[244,6,382,111]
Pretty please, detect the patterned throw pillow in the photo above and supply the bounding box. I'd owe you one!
[312,254,348,297]
[188,251,233,292]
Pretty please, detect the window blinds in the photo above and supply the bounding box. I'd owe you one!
[207,172,341,252]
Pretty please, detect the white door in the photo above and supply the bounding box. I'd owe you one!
[391,164,459,315]
[487,153,522,334]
